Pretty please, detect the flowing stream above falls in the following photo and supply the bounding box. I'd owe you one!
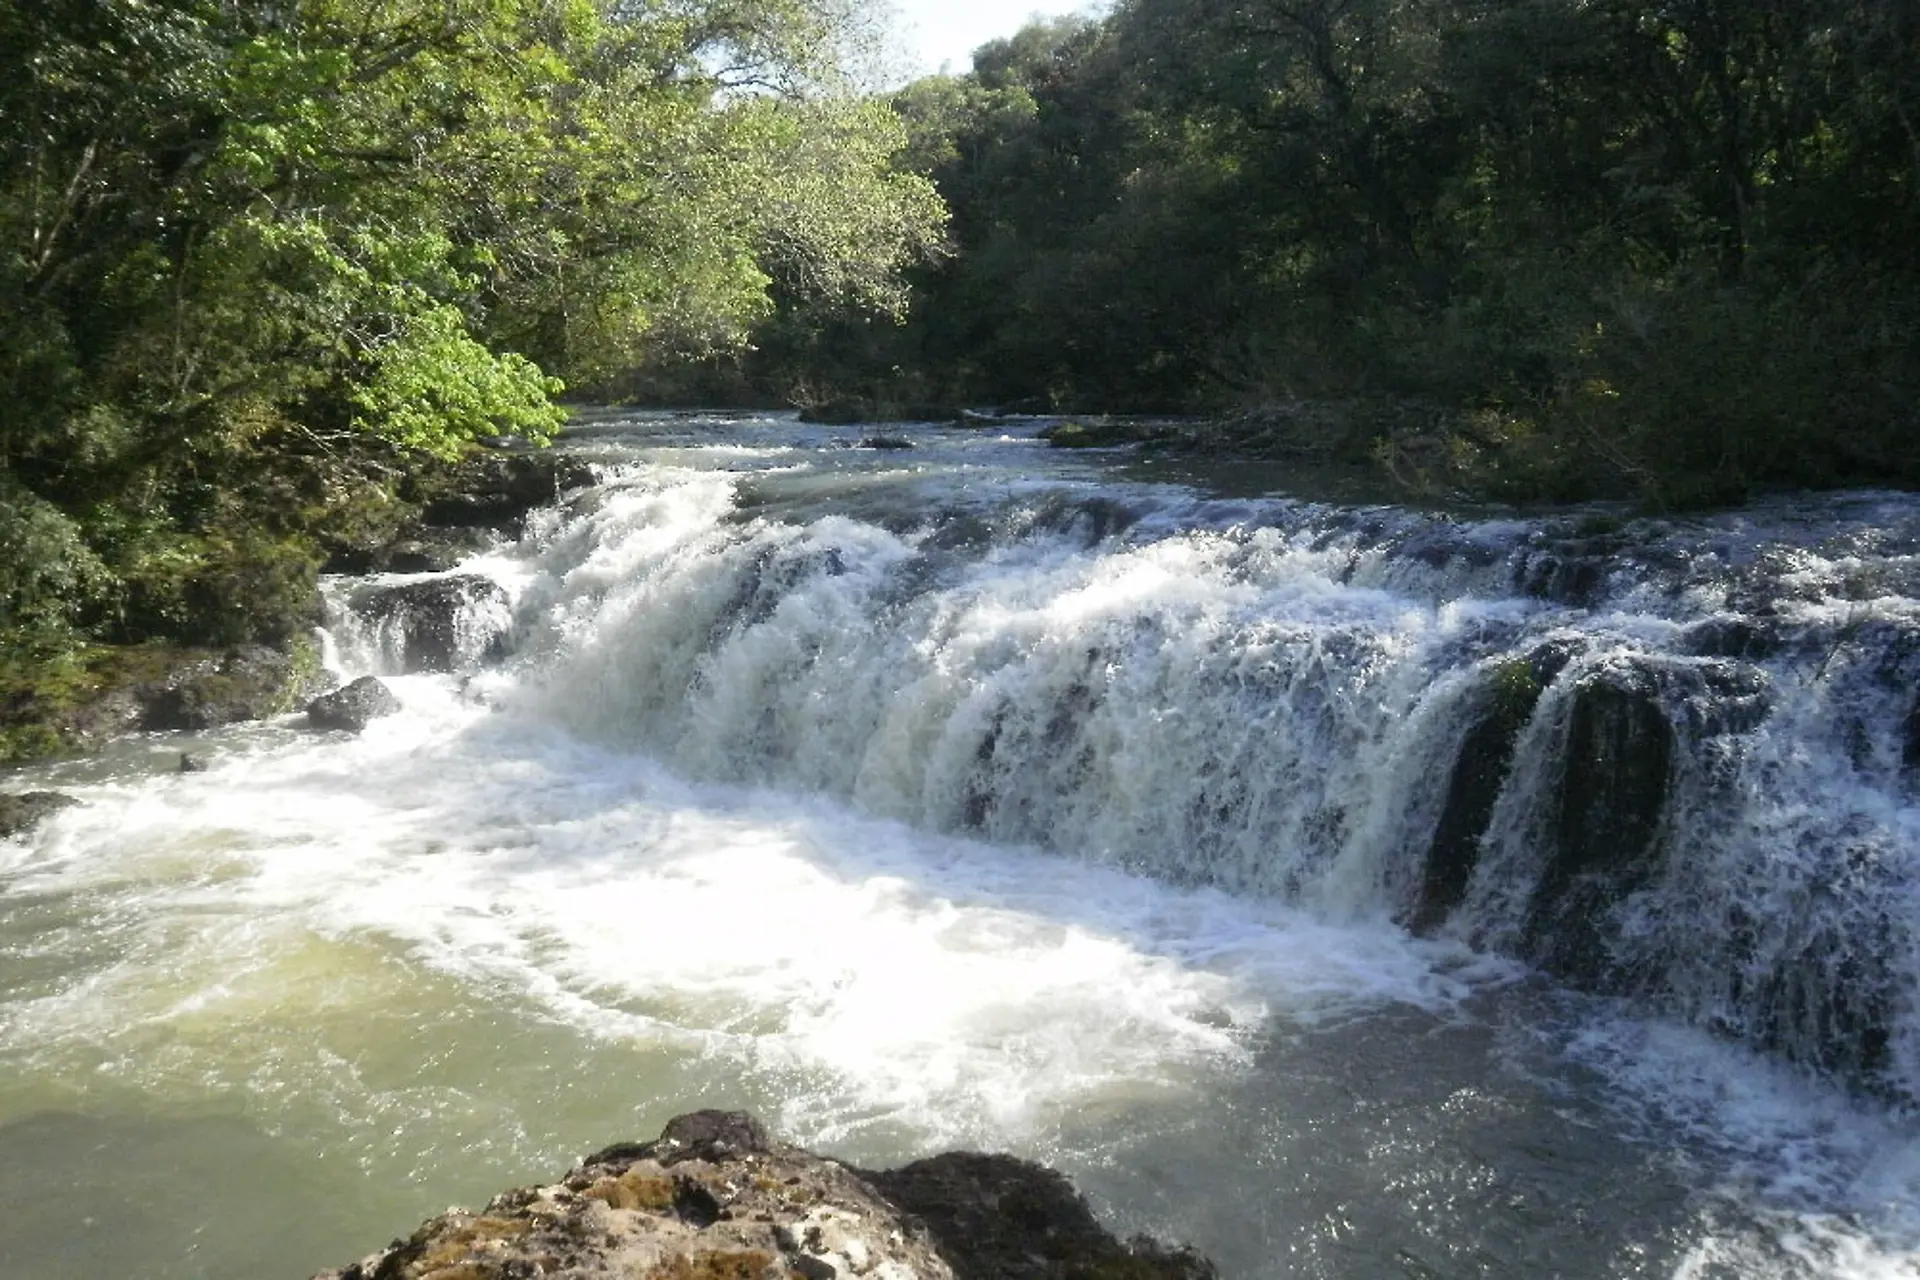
[4,411,1919,1279]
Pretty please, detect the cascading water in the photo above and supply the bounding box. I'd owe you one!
[1,411,1916,1279]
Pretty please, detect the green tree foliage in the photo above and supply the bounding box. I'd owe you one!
[0,0,940,653]
[768,0,1918,503]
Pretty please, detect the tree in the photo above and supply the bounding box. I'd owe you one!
[0,0,942,648]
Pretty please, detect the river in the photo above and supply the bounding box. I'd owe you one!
[2,411,1916,1278]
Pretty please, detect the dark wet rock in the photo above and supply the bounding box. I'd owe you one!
[1406,642,1578,934]
[1674,661,1773,739]
[306,676,401,732]
[864,1151,1215,1280]
[417,452,595,532]
[1513,550,1609,607]
[1904,697,1920,776]
[1042,419,1179,449]
[800,399,960,425]
[856,435,915,450]
[355,575,513,673]
[380,533,483,574]
[1390,526,1503,573]
[2,641,326,764]
[138,644,327,732]
[0,791,79,838]
[1522,661,1676,986]
[651,1110,773,1163]
[326,526,498,575]
[1027,495,1140,546]
[177,753,205,773]
[310,1110,1213,1280]
[1678,617,1782,660]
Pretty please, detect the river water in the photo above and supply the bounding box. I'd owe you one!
[2,412,1917,1278]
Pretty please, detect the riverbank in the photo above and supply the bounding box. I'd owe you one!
[0,447,595,768]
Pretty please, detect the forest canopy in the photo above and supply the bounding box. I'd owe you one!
[752,0,1919,506]
[0,0,942,650]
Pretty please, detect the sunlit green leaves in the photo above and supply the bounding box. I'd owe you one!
[352,303,566,458]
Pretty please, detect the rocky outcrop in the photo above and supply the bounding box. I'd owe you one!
[138,643,327,732]
[307,677,401,732]
[327,527,501,576]
[322,448,593,573]
[862,1150,1213,1280]
[2,641,324,762]
[417,452,596,533]
[1405,642,1578,935]
[310,1110,1213,1280]
[0,791,79,838]
[355,575,513,674]
[1521,661,1676,987]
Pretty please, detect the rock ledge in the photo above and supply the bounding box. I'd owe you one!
[313,1110,1213,1280]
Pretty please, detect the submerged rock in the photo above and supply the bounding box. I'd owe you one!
[0,791,79,839]
[307,677,400,732]
[310,1110,1213,1280]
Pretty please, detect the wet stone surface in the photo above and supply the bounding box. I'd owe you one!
[311,1110,1213,1280]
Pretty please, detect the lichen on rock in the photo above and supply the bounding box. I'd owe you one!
[311,1110,1214,1280]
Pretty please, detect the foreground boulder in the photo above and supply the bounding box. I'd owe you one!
[0,791,79,839]
[307,677,401,732]
[311,1110,1213,1280]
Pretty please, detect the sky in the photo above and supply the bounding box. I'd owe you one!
[889,0,1105,77]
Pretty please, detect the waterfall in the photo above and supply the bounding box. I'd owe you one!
[390,457,1919,1102]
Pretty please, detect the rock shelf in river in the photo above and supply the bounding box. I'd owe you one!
[312,1110,1214,1280]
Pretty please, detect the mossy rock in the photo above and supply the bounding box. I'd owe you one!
[1043,420,1179,449]
[140,640,327,731]
[0,637,324,762]
[1405,641,1579,935]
